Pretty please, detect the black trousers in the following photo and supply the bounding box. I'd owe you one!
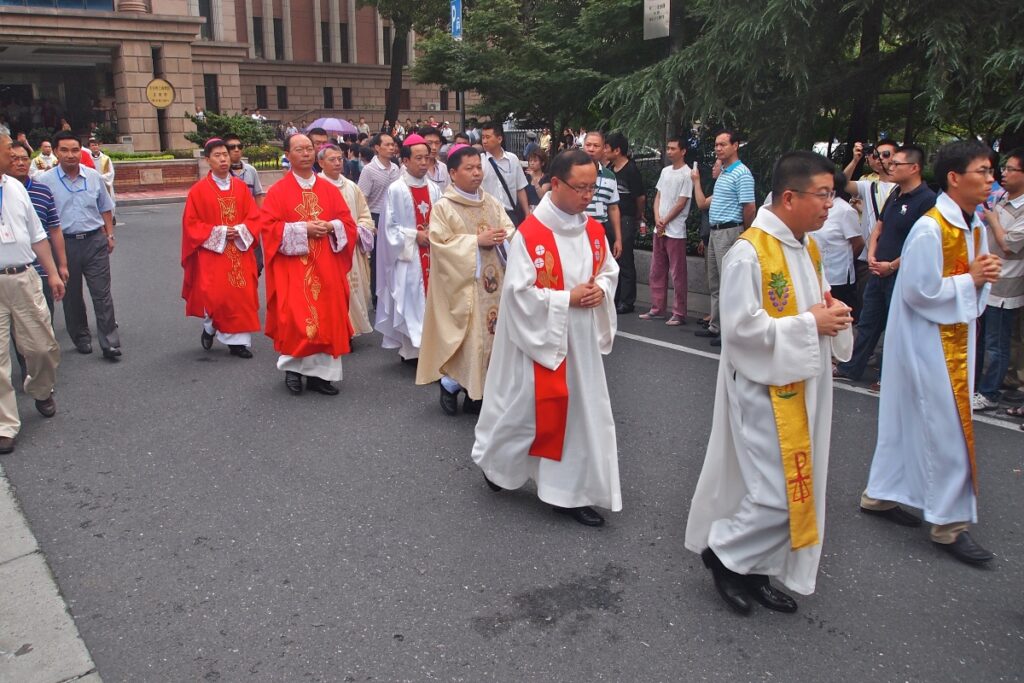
[64,231,120,351]
[612,215,638,307]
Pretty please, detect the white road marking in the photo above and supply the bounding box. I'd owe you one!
[617,330,1021,432]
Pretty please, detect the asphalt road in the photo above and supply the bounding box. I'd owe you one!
[4,201,1023,682]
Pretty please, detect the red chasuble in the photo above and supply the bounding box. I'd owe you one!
[181,174,261,333]
[262,173,358,357]
[517,214,606,461]
[409,183,432,293]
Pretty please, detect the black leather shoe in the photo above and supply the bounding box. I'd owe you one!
[285,371,304,395]
[75,341,93,354]
[552,505,605,527]
[700,548,753,615]
[0,436,14,454]
[35,395,57,418]
[615,303,634,314]
[859,504,922,527]
[695,329,719,338]
[201,330,214,350]
[462,396,482,415]
[307,376,339,396]
[102,347,122,360]
[483,473,503,492]
[709,338,721,347]
[744,574,798,613]
[935,531,994,565]
[228,345,253,359]
[440,383,459,415]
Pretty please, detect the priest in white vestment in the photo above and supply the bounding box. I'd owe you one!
[472,150,620,528]
[860,141,1002,566]
[375,134,441,360]
[685,152,853,615]
[317,144,377,336]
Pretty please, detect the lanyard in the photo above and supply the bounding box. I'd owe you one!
[58,170,88,194]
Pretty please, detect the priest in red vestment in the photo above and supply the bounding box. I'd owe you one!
[262,133,358,395]
[181,138,261,358]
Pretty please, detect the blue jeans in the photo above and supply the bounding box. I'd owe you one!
[978,306,1019,400]
[837,273,897,380]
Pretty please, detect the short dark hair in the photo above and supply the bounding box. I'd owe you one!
[446,145,482,172]
[308,127,329,138]
[480,122,503,139]
[370,133,392,149]
[666,135,686,152]
[53,131,80,148]
[770,151,836,203]
[358,146,374,163]
[606,132,629,157]
[933,140,991,192]
[203,138,228,157]
[875,139,898,152]
[549,149,598,183]
[584,130,606,144]
[1004,148,1024,170]
[418,126,442,140]
[454,133,470,144]
[222,133,242,145]
[11,141,31,156]
[718,128,742,145]
[896,144,926,170]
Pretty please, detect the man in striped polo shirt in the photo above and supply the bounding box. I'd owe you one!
[583,131,623,259]
[691,130,756,346]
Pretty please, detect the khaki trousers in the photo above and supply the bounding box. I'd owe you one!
[706,225,743,334]
[860,492,968,544]
[0,269,60,437]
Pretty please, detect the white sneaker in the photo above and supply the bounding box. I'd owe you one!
[971,393,997,411]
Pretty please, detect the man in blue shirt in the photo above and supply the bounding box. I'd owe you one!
[691,130,756,346]
[38,131,121,360]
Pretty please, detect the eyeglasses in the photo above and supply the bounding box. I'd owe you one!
[888,161,917,168]
[290,146,316,154]
[789,189,836,201]
[1002,166,1023,174]
[226,144,243,150]
[565,183,598,196]
[871,150,894,160]
[959,167,994,177]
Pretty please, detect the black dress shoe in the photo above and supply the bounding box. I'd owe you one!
[35,395,57,418]
[228,345,253,359]
[102,347,122,360]
[483,473,503,492]
[744,574,798,613]
[201,330,214,350]
[615,303,634,314]
[75,341,93,354]
[935,531,994,565]
[284,371,304,395]
[700,548,752,615]
[462,396,482,415]
[439,383,459,415]
[307,376,339,395]
[859,505,922,527]
[709,338,721,347]
[400,356,417,365]
[695,329,719,338]
[552,505,605,527]
[0,436,15,454]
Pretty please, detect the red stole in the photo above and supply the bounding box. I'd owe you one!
[409,183,432,293]
[181,175,261,332]
[517,214,606,461]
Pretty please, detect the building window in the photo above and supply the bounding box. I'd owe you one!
[320,22,331,63]
[203,74,220,114]
[323,87,334,109]
[277,86,288,110]
[439,90,449,111]
[384,89,410,110]
[382,26,392,66]
[198,0,214,40]
[339,23,349,64]
[253,16,265,59]
[256,85,268,110]
[273,18,285,60]
[342,88,353,110]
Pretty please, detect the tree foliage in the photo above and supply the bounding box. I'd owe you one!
[184,112,272,148]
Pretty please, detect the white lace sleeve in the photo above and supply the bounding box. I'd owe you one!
[280,222,309,255]
[233,224,255,251]
[202,225,228,253]
[328,219,349,254]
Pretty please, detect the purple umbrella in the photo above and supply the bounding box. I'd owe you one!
[306,117,358,136]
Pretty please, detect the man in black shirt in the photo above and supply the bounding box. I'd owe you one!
[836,145,937,380]
[606,132,647,313]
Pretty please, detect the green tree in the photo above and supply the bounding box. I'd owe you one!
[184,112,272,148]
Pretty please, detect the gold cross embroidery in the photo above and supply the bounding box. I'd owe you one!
[295,190,323,221]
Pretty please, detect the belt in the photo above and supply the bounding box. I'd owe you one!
[67,229,101,240]
[710,221,742,230]
[0,265,30,275]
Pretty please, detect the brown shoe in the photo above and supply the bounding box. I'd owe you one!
[0,436,15,454]
[35,395,57,418]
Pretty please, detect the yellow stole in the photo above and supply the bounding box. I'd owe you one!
[925,207,982,494]
[737,227,823,550]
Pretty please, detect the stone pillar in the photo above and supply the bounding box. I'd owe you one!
[346,0,357,63]
[243,0,255,58]
[261,0,274,60]
[407,30,415,67]
[282,0,293,60]
[112,41,159,151]
[328,0,341,63]
[157,41,198,149]
[375,11,384,66]
[211,0,225,40]
[313,0,323,62]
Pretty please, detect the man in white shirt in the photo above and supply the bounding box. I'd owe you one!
[809,172,865,311]
[641,136,692,325]
[480,122,530,225]
[0,133,66,454]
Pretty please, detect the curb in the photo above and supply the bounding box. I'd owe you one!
[0,466,102,683]
[117,196,187,207]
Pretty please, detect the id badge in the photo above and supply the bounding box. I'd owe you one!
[0,217,16,245]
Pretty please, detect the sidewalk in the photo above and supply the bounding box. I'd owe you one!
[116,187,188,207]
[0,467,101,683]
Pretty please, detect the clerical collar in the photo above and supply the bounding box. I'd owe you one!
[292,171,316,189]
[211,173,232,190]
[452,185,481,201]
[318,171,343,186]
[533,194,586,232]
[755,205,802,247]
[402,168,428,188]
